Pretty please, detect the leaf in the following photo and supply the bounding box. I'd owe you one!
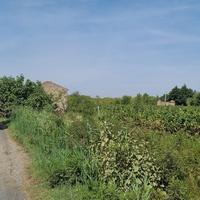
[136,155,143,160]
[133,166,139,172]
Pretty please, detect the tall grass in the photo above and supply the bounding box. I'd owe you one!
[9,106,200,199]
[9,107,89,198]
[9,107,157,199]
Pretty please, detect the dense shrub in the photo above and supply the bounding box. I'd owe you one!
[90,122,162,193]
[0,75,53,117]
[67,94,96,117]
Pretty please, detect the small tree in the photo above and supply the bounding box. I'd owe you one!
[189,92,200,106]
[121,95,132,105]
[134,93,143,105]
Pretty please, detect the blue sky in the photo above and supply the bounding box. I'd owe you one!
[1,0,200,97]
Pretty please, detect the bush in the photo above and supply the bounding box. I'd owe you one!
[0,75,53,117]
[90,122,162,194]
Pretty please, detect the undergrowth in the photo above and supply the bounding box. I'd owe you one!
[9,106,200,199]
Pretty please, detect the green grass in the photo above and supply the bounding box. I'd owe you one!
[8,106,200,199]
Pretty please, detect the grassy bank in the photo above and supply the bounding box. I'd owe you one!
[9,106,200,199]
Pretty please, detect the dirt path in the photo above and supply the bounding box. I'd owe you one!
[0,122,28,200]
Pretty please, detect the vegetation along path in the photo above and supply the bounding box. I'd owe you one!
[0,122,27,200]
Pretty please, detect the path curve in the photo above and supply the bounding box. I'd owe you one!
[0,122,28,200]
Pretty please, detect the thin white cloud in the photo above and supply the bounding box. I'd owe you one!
[146,29,200,46]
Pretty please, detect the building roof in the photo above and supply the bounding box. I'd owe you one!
[42,81,68,93]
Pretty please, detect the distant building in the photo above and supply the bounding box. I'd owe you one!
[157,99,175,106]
[42,81,68,112]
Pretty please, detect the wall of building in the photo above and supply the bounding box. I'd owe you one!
[42,81,68,112]
[157,100,175,106]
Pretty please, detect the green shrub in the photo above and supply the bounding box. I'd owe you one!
[90,122,162,194]
[0,75,53,117]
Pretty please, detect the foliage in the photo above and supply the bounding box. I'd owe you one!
[9,107,100,197]
[9,107,157,199]
[188,92,200,106]
[0,75,52,117]
[121,95,132,105]
[133,93,157,106]
[8,103,200,199]
[166,84,194,106]
[99,104,200,135]
[67,94,96,117]
[90,122,162,192]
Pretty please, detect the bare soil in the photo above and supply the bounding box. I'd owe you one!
[0,122,29,200]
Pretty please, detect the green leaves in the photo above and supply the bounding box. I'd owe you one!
[9,104,200,199]
[0,75,52,117]
[100,104,200,135]
[90,122,161,193]
[67,94,96,117]
[167,84,194,106]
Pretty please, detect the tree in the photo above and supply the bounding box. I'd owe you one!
[167,84,194,106]
[134,93,143,105]
[133,93,157,105]
[71,91,81,97]
[167,86,180,104]
[196,93,200,105]
[0,75,52,117]
[114,98,121,104]
[121,95,132,105]
[189,92,200,106]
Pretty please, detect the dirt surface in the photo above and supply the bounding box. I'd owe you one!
[0,122,28,200]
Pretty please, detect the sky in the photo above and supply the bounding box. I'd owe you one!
[1,0,200,98]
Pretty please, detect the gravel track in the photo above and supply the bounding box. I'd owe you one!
[0,122,28,200]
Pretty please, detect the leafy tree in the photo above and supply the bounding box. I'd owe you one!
[143,93,157,105]
[196,93,200,105]
[189,92,200,106]
[179,84,194,105]
[114,98,121,104]
[134,93,157,105]
[134,93,143,105]
[167,85,194,106]
[0,75,52,117]
[71,91,81,97]
[166,86,180,104]
[121,95,132,105]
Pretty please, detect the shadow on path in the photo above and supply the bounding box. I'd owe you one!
[0,119,10,130]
